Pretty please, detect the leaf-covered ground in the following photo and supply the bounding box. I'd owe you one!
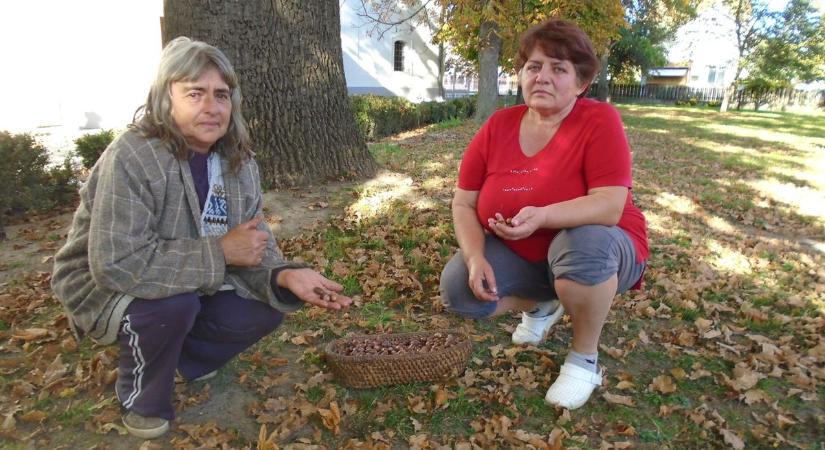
[1,105,823,449]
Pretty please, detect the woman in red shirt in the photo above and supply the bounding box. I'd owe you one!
[440,19,648,410]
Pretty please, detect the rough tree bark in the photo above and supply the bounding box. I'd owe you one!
[163,0,376,188]
[596,53,610,102]
[475,18,502,124]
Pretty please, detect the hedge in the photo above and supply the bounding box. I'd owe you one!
[0,131,77,237]
[350,95,476,141]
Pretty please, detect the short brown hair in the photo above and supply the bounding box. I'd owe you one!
[516,19,599,94]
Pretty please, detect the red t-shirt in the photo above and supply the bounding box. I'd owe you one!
[457,98,649,263]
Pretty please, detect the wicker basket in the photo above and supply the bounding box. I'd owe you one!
[324,331,473,388]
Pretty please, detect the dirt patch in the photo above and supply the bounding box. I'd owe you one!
[261,181,354,240]
[0,180,361,286]
[0,211,73,286]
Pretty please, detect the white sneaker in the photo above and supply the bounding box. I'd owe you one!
[122,411,170,439]
[544,362,603,410]
[511,301,565,345]
[192,370,218,382]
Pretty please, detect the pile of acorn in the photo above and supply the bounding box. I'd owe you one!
[337,332,461,357]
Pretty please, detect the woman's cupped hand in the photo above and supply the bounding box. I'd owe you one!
[486,206,545,240]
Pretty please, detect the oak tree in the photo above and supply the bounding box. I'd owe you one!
[163,0,376,188]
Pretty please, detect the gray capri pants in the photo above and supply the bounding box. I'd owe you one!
[439,225,645,319]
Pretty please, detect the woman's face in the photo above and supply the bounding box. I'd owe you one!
[169,66,232,153]
[520,46,585,115]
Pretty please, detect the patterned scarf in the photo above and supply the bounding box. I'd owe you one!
[200,152,229,237]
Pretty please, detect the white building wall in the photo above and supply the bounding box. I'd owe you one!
[667,0,739,88]
[339,0,442,102]
[0,0,441,139]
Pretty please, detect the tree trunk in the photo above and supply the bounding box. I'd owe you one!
[163,0,375,188]
[596,52,610,102]
[475,19,501,124]
[720,84,732,112]
[438,42,446,99]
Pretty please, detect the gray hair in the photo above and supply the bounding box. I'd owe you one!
[132,36,251,172]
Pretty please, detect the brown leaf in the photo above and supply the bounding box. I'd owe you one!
[411,417,423,432]
[670,367,687,380]
[548,427,568,450]
[776,414,797,429]
[603,392,636,407]
[12,328,49,341]
[433,388,449,408]
[19,410,46,422]
[317,401,341,435]
[719,428,745,450]
[617,424,637,436]
[742,389,770,405]
[650,375,677,394]
[694,317,713,332]
[726,365,764,392]
[615,380,635,390]
[43,354,68,385]
[600,345,625,359]
[638,329,650,344]
[556,408,571,425]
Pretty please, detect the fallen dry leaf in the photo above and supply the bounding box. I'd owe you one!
[318,401,341,435]
[603,392,636,407]
[650,375,677,394]
[433,387,449,408]
[12,328,49,341]
[719,428,745,449]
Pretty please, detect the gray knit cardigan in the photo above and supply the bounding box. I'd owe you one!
[51,129,304,344]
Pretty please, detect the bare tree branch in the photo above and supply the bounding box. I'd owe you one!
[355,0,434,39]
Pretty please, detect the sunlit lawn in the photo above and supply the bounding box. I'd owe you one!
[273,104,825,448]
[0,104,823,449]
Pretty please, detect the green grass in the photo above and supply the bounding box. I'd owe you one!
[426,388,484,435]
[359,300,394,330]
[430,117,464,130]
[306,386,325,403]
[4,105,825,448]
[54,400,95,427]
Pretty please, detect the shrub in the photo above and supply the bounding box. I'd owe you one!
[0,131,78,238]
[350,94,477,141]
[74,129,115,169]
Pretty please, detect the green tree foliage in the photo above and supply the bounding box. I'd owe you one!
[436,0,626,72]
[74,129,115,170]
[608,0,699,82]
[744,0,825,91]
[359,0,626,121]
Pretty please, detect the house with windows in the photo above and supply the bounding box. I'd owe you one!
[645,0,738,89]
[339,0,442,102]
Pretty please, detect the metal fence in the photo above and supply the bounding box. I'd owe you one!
[591,84,727,102]
[588,83,824,110]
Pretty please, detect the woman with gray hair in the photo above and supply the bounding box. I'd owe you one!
[51,37,351,439]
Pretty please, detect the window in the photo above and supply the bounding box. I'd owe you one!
[393,41,405,72]
[707,66,717,84]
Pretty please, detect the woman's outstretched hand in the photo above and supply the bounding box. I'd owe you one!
[276,268,353,310]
